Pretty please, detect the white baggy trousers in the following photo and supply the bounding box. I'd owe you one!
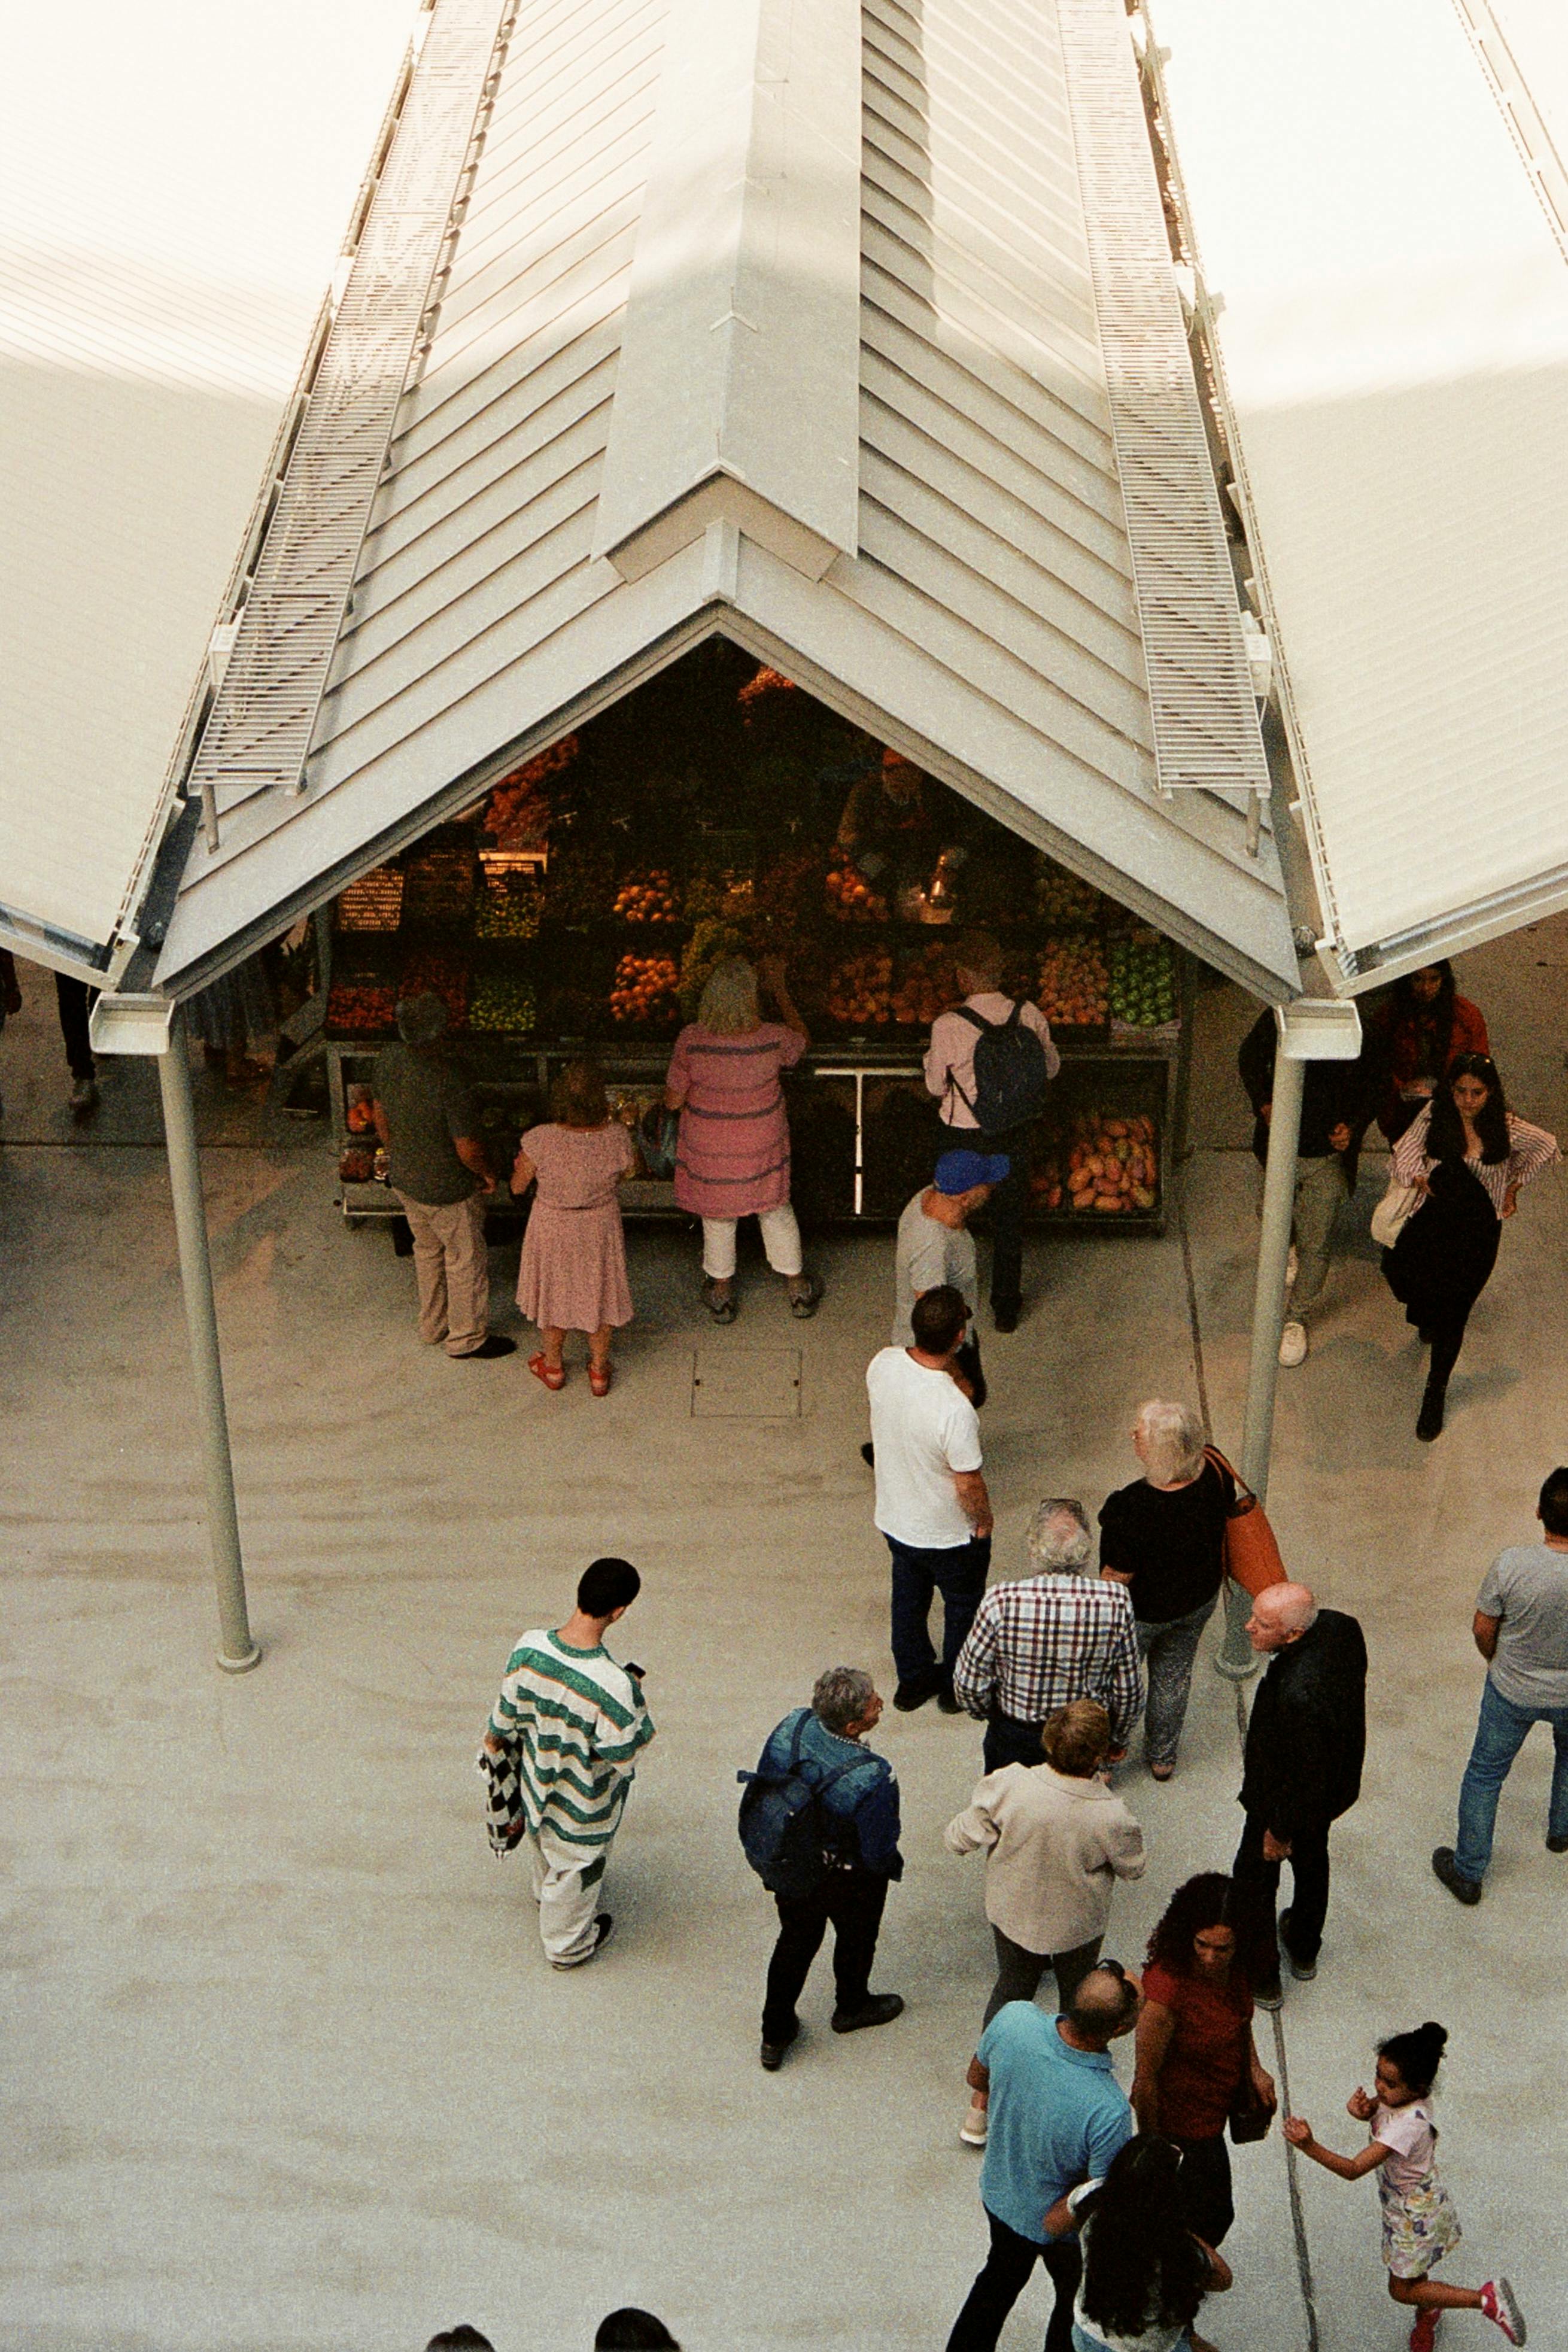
[527,1821,609,1966]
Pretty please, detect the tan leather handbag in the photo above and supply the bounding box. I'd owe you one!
[1203,1446,1287,1596]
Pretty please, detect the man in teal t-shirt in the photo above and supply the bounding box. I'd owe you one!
[944,1964,1138,2352]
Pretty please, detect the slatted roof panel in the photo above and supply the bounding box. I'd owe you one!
[1148,0,1568,990]
[148,0,1299,1001]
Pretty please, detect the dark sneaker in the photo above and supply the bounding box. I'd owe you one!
[831,1993,904,2034]
[1431,1846,1482,1905]
[892,1681,937,1712]
[1546,1832,1568,1853]
[1254,1978,1284,2012]
[458,1334,517,1360]
[759,2022,798,2071]
[1279,1909,1317,1982]
[936,1685,963,1715]
[991,1305,1019,1334]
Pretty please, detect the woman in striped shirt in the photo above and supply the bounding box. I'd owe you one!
[664,953,820,1321]
[1382,1052,1558,1441]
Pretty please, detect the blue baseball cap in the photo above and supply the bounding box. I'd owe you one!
[934,1148,1010,1194]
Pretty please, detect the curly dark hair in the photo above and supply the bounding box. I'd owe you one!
[1377,2020,1448,2098]
[1145,1871,1234,1977]
[1079,2135,1211,2339]
[1426,1051,1510,1165]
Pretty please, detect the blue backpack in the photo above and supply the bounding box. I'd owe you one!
[737,1715,859,1899]
[953,999,1050,1132]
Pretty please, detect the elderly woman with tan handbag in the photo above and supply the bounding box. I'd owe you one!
[944,1698,1145,2148]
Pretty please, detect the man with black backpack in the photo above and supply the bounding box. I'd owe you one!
[742,1667,905,2072]
[925,932,1060,1332]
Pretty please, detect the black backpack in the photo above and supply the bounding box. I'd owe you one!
[737,1714,861,1899]
[952,1000,1050,1132]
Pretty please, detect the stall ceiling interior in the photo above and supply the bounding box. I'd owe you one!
[142,0,1299,1004]
[1147,0,1568,988]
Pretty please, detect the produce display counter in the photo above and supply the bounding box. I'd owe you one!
[324,646,1193,1236]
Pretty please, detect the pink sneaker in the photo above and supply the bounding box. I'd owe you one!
[1479,2279,1526,2345]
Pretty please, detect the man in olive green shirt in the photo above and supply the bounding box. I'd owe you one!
[372,995,515,1359]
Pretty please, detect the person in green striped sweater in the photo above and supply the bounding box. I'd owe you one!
[484,1557,656,1968]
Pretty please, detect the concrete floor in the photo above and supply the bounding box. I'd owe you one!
[2,923,1566,2352]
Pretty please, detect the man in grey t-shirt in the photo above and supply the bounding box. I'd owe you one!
[892,1148,1008,1351]
[1433,1464,1568,1902]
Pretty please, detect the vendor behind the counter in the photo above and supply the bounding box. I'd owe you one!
[834,748,940,905]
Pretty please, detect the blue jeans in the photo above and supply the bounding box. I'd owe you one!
[885,1533,990,1692]
[1454,1677,1568,1881]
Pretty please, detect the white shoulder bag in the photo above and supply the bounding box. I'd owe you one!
[1371,1171,1421,1248]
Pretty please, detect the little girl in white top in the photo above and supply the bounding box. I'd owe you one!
[1284,2021,1524,2350]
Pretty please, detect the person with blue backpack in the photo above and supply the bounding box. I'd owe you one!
[925,932,1060,1332]
[740,1667,905,2072]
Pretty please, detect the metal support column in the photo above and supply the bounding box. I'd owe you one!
[157,1012,262,1672]
[1215,1044,1304,1679]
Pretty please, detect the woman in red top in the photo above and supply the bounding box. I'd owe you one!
[1131,1874,1276,2250]
[1367,962,1490,1144]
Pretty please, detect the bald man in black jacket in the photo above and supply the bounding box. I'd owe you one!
[1232,1581,1367,2005]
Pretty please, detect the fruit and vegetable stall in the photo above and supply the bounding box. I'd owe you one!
[325,643,1192,1233]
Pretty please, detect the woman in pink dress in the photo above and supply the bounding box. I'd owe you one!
[511,1060,636,1394]
[663,954,819,1321]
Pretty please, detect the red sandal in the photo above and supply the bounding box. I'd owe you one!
[528,1352,566,1391]
[588,1362,613,1397]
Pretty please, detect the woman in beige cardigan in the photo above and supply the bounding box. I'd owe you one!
[946,1698,1145,2147]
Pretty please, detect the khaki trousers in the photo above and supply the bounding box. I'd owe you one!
[396,1189,489,1354]
[527,1822,609,1965]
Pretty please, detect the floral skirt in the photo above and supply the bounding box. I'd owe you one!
[1379,2166,1463,2280]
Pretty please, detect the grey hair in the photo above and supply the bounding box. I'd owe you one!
[1025,1497,1092,1572]
[812,1666,876,1736]
[697,955,761,1036]
[1136,1399,1207,1486]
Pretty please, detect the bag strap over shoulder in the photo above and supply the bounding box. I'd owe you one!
[1202,1443,1256,1510]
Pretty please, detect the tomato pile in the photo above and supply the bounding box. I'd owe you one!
[613,870,681,923]
[826,949,894,1027]
[610,953,680,1025]
[892,943,956,1026]
[1036,940,1110,1028]
[825,862,888,922]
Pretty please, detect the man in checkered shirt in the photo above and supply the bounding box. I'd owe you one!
[953,1499,1142,1774]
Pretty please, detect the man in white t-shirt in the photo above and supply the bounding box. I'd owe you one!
[925,932,1059,1333]
[867,1285,994,1713]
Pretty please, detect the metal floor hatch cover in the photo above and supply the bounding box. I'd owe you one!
[690,1348,802,1419]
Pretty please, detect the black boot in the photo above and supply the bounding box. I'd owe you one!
[1416,1381,1445,1442]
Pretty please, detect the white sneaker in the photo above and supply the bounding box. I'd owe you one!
[959,2101,988,2147]
[1278,1320,1308,1368]
[1286,1245,1299,1288]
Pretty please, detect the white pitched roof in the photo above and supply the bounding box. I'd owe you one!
[0,0,423,981]
[141,0,1297,1001]
[1147,0,1568,989]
